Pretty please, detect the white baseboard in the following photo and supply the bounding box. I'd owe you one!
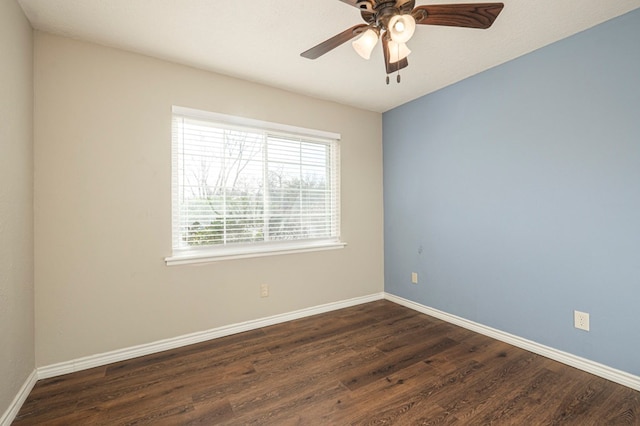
[384,293,640,392]
[0,369,38,426]
[38,292,385,379]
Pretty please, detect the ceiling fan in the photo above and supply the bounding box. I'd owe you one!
[301,1,504,83]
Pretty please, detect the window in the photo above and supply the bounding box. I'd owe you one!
[166,106,344,265]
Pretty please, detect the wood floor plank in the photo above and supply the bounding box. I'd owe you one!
[471,365,562,423]
[329,360,443,424]
[14,300,640,425]
[547,376,623,425]
[343,358,487,425]
[180,399,235,425]
[340,336,459,391]
[14,366,107,421]
[437,350,542,422]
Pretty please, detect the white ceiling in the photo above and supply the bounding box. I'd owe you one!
[17,0,640,112]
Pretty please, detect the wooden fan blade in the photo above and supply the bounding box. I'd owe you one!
[382,35,409,74]
[301,24,369,59]
[413,3,504,29]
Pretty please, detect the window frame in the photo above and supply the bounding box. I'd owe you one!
[165,106,345,266]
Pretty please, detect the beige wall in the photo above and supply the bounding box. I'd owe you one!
[0,0,35,416]
[34,33,384,366]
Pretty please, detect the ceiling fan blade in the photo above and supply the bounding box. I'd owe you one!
[301,24,369,59]
[413,3,504,29]
[382,35,409,74]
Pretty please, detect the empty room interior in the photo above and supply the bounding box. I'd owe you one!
[2,0,640,424]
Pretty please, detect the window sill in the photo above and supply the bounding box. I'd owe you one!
[165,240,347,266]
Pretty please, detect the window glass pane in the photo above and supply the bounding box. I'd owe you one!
[171,110,339,255]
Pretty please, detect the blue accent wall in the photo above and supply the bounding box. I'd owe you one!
[383,8,640,376]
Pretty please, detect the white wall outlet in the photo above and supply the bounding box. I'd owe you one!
[411,272,418,284]
[574,310,590,331]
[260,283,269,298]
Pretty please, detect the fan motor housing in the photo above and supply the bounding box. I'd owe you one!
[361,0,415,29]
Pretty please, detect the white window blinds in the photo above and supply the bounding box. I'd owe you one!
[170,107,341,262]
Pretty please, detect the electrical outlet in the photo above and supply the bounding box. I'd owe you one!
[411,272,418,284]
[574,310,590,331]
[260,283,269,298]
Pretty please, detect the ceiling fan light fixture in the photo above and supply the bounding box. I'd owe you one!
[387,39,411,61]
[388,13,416,43]
[352,28,379,60]
[301,1,505,80]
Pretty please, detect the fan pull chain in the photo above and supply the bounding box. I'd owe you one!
[385,72,401,84]
[396,42,401,84]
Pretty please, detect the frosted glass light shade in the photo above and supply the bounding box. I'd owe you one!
[352,28,379,60]
[388,14,416,43]
[387,40,411,61]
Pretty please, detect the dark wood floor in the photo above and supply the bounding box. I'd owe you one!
[14,300,640,425]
